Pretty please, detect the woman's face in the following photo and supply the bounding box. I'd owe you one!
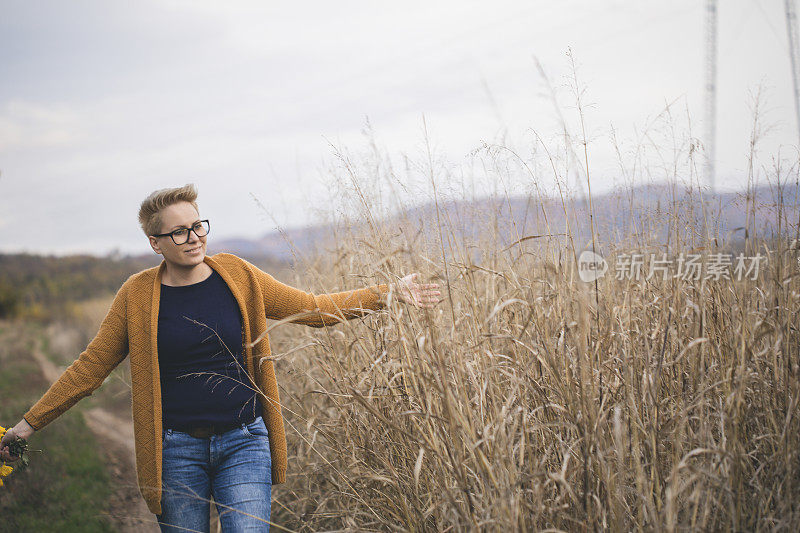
[148,201,207,268]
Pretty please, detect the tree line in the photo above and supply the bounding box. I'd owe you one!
[0,254,159,320]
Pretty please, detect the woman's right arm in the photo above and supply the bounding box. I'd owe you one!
[0,280,131,460]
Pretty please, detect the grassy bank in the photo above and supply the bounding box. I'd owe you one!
[0,321,115,533]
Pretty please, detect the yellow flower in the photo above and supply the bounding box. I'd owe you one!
[0,463,11,487]
[1,425,13,488]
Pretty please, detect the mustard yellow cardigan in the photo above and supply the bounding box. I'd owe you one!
[23,253,388,515]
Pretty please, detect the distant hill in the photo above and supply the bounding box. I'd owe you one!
[208,182,800,260]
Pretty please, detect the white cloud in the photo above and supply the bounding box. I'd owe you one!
[0,101,88,149]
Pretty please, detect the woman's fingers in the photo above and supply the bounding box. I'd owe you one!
[0,445,19,462]
[411,291,441,307]
[419,291,441,298]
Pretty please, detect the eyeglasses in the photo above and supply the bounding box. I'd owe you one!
[152,220,210,245]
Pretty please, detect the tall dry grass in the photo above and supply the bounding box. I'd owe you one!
[261,86,800,531]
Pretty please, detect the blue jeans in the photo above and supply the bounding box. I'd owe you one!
[156,416,272,532]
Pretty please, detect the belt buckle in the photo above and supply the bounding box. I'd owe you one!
[189,426,214,439]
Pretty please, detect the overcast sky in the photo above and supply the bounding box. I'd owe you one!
[1,0,797,255]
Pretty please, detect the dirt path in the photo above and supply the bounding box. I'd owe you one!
[30,340,161,532]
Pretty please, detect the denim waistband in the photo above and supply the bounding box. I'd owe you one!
[165,415,259,437]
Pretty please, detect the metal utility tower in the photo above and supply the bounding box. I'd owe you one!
[705,1,800,192]
[704,0,718,193]
[786,0,800,145]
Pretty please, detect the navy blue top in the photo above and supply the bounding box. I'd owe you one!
[157,269,258,430]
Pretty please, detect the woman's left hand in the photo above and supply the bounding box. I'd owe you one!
[394,273,441,309]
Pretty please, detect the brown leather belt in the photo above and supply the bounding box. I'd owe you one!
[171,417,256,439]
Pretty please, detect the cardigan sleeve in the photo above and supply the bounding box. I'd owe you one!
[23,280,130,431]
[257,269,388,328]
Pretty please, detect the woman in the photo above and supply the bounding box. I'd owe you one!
[0,184,440,532]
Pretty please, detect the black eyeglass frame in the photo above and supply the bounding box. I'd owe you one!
[151,219,211,245]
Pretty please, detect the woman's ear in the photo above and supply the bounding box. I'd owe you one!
[148,235,162,255]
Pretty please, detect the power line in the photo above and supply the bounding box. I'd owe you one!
[785,0,800,145]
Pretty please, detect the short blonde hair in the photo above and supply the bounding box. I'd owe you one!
[138,184,199,236]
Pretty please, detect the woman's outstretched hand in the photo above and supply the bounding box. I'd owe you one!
[0,419,35,462]
[394,273,441,309]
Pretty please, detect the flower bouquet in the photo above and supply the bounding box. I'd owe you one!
[0,425,30,487]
